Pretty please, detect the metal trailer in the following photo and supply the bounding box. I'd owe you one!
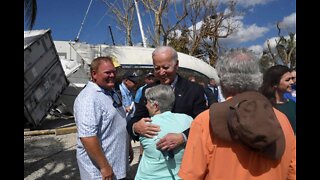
[24,29,69,127]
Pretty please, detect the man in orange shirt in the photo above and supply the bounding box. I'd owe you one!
[178,49,296,180]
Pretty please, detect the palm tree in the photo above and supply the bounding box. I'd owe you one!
[24,0,37,30]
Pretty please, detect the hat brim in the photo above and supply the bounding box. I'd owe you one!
[261,131,285,160]
[209,91,285,160]
[128,76,139,84]
[145,73,155,78]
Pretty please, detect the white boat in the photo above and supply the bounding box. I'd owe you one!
[54,40,219,87]
[53,40,220,115]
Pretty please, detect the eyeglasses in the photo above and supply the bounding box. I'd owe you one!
[143,98,156,106]
[105,90,122,108]
[143,98,147,105]
[111,91,122,108]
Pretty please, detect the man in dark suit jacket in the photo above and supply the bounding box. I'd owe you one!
[198,80,218,107]
[204,85,218,106]
[127,46,207,152]
[207,78,219,101]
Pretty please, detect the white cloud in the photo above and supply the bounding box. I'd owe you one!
[218,15,269,46]
[172,29,182,37]
[248,45,263,57]
[193,21,204,31]
[263,36,279,50]
[219,0,275,8]
[187,13,268,46]
[223,24,268,43]
[263,34,296,51]
[278,12,296,33]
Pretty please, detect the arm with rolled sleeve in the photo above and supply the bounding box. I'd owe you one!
[80,136,113,178]
[74,93,113,178]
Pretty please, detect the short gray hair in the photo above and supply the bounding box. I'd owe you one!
[152,46,178,63]
[145,84,175,112]
[215,49,262,97]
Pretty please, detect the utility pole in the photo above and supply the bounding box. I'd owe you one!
[108,25,115,45]
[134,0,147,47]
[75,0,93,42]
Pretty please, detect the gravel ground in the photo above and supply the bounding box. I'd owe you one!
[24,116,140,180]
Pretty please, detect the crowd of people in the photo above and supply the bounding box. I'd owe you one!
[73,46,296,180]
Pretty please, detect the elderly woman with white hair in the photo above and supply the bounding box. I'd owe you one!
[135,84,193,180]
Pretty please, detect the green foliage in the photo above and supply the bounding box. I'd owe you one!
[168,29,190,54]
[259,51,276,73]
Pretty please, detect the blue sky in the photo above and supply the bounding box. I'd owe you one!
[25,0,295,55]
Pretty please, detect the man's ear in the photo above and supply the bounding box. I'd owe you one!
[175,60,179,70]
[91,71,97,82]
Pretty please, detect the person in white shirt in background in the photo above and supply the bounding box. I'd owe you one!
[119,70,139,120]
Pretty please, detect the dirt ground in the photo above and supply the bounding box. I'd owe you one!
[24,116,140,180]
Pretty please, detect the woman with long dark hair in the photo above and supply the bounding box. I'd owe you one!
[260,65,296,134]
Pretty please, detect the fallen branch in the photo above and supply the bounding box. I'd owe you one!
[24,126,77,136]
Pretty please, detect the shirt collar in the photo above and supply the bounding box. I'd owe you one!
[170,75,178,89]
[120,82,131,94]
[88,81,114,95]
